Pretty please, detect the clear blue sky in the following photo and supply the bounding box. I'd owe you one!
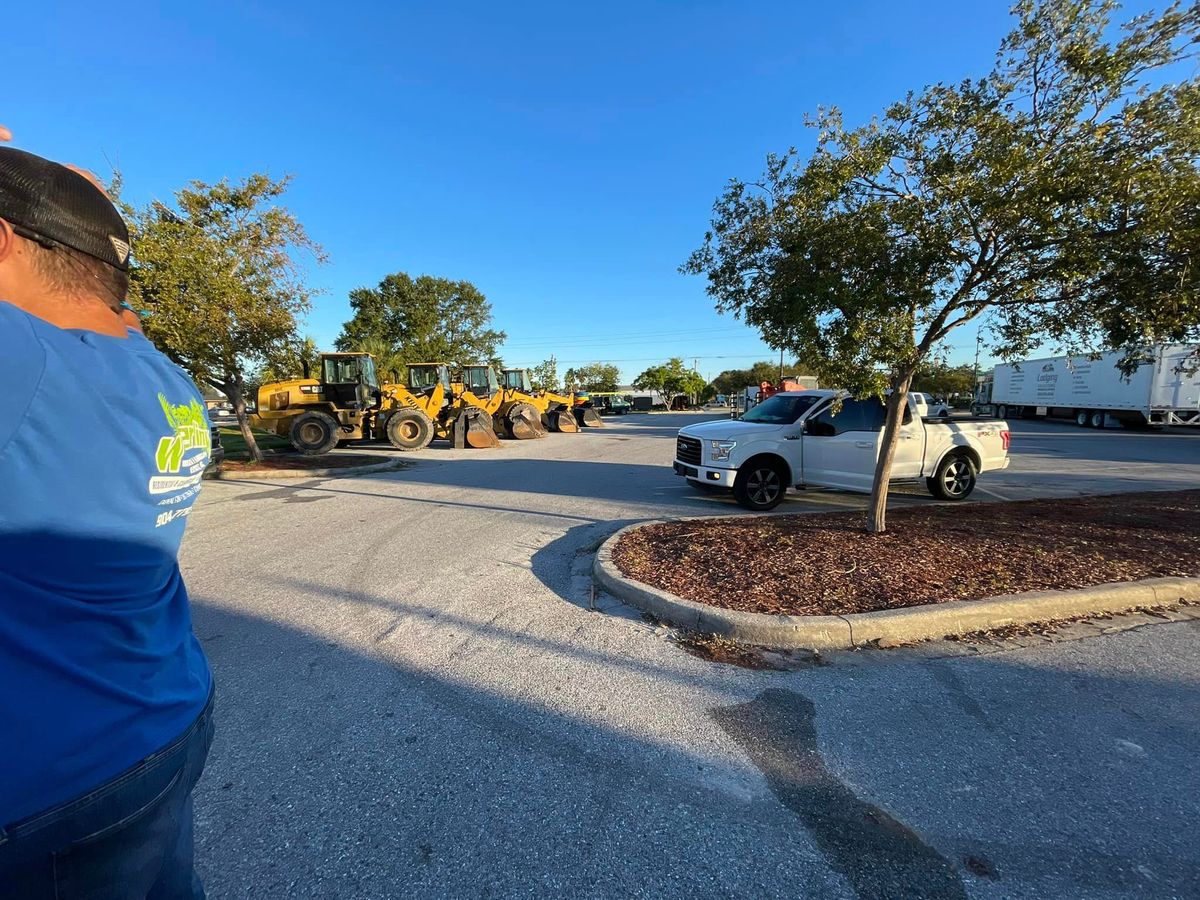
[7,0,1097,382]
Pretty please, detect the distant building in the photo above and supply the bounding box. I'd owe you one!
[622,385,665,410]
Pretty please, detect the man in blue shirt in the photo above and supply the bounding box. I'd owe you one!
[0,136,215,898]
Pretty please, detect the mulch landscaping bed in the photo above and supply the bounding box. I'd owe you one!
[612,491,1200,617]
[217,453,390,472]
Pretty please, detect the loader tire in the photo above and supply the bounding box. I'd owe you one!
[386,410,434,452]
[290,411,339,456]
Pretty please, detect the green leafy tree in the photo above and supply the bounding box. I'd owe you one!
[685,0,1200,532]
[252,336,322,389]
[710,359,813,396]
[336,272,506,368]
[912,361,977,398]
[531,356,561,392]
[129,174,324,462]
[634,357,707,407]
[564,362,621,392]
[675,369,708,406]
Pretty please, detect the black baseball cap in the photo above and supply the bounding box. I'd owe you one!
[0,147,130,271]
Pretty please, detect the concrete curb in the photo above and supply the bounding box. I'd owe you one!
[593,520,1200,650]
[206,458,411,481]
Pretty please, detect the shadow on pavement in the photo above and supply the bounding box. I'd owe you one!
[187,599,843,898]
[185,591,1200,899]
[217,457,741,512]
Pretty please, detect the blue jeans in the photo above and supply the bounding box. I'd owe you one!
[0,692,214,899]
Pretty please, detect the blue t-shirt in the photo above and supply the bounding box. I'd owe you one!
[0,301,213,824]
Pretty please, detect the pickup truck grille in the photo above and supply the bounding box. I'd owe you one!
[676,435,702,466]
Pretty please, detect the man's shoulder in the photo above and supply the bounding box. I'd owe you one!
[0,303,50,455]
[0,300,48,362]
[134,344,209,421]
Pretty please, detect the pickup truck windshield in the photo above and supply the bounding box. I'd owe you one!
[742,394,822,424]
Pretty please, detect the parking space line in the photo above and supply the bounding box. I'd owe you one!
[973,486,1012,501]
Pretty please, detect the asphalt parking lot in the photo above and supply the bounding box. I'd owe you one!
[185,414,1200,898]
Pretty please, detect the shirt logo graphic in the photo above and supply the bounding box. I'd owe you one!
[149,394,211,497]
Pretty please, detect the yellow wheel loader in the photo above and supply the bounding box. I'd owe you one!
[454,365,542,443]
[501,369,579,433]
[379,364,454,451]
[403,362,496,451]
[254,353,455,455]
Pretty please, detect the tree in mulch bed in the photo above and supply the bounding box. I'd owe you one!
[683,1,1200,533]
[613,491,1200,617]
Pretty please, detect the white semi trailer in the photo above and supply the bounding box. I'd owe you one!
[973,344,1200,428]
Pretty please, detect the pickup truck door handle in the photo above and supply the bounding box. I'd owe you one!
[899,433,916,440]
[784,434,801,440]
[854,440,874,449]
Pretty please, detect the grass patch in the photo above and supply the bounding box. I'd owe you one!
[218,426,293,458]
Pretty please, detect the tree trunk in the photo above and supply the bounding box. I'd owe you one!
[221,374,264,463]
[866,369,917,534]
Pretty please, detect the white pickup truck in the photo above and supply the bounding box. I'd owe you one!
[673,390,1011,510]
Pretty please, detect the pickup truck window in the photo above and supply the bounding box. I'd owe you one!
[742,394,822,424]
[806,398,886,435]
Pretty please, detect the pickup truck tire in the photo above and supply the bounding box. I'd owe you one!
[733,460,788,511]
[927,453,977,501]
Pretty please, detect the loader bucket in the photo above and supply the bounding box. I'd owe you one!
[543,406,578,433]
[575,405,605,428]
[461,408,501,449]
[506,403,546,440]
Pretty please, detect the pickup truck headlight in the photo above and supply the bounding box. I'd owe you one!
[710,440,736,461]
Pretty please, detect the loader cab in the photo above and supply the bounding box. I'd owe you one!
[462,365,500,399]
[407,364,452,397]
[320,353,379,410]
[502,369,533,393]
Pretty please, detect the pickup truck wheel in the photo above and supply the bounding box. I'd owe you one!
[927,454,977,501]
[733,461,787,511]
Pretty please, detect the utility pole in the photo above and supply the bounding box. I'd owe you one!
[971,330,983,405]
[779,347,784,381]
